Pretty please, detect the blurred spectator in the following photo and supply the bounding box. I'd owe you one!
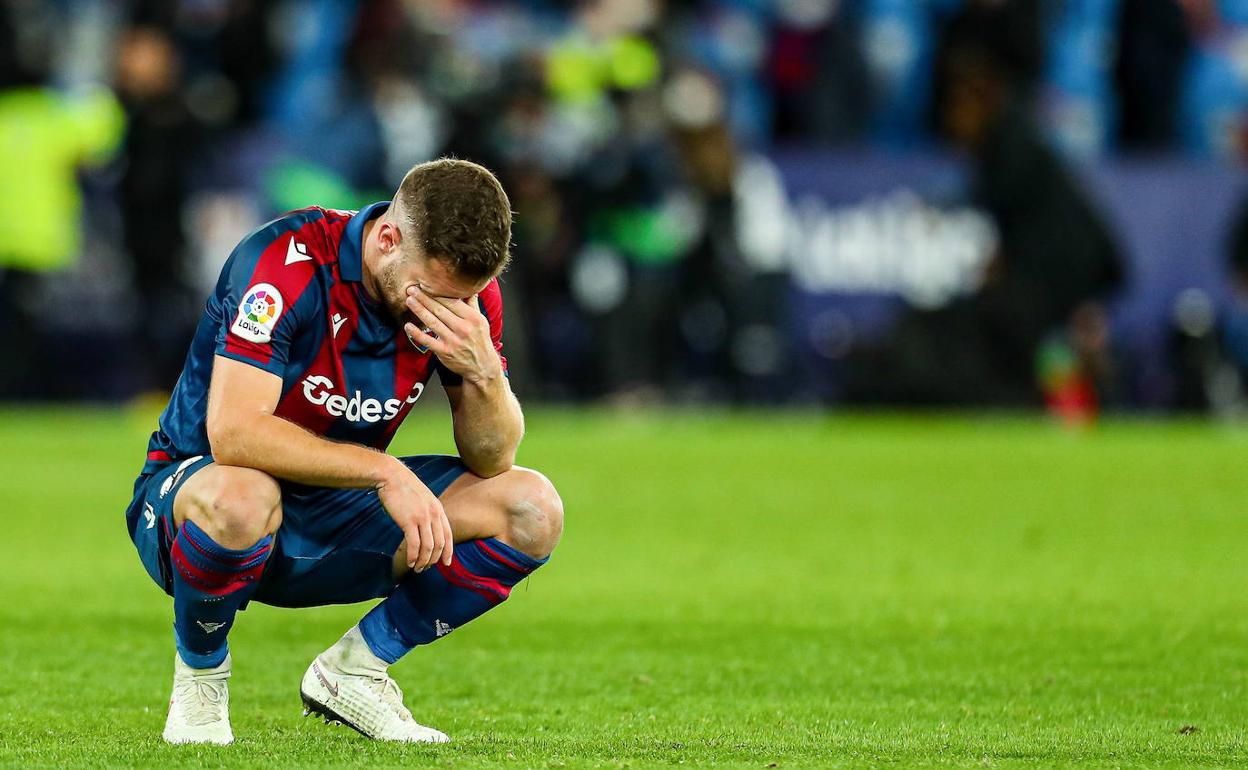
[1179,0,1248,160]
[667,68,789,401]
[0,1,124,397]
[847,0,1124,406]
[1043,0,1116,156]
[769,0,870,144]
[1215,196,1248,411]
[1114,0,1195,150]
[115,25,204,390]
[571,82,691,401]
[1168,285,1222,411]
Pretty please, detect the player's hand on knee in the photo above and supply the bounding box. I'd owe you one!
[377,464,454,571]
[404,289,502,386]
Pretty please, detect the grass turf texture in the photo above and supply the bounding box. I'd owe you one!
[0,406,1245,769]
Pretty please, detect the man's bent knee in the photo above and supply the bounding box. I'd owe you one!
[500,468,564,560]
[175,465,282,549]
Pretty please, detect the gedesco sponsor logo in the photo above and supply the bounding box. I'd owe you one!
[301,375,423,423]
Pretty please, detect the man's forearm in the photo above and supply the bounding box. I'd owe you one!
[452,375,524,478]
[209,412,404,490]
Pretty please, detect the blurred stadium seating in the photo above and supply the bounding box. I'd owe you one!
[4,0,1248,414]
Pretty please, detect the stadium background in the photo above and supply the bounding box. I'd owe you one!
[2,1,1247,768]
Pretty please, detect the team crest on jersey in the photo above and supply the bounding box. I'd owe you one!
[406,326,435,354]
[231,283,284,343]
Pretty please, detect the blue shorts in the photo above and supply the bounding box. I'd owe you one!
[125,454,469,608]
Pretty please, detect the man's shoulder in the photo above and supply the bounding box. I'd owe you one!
[229,207,353,271]
[218,208,357,291]
[212,207,356,331]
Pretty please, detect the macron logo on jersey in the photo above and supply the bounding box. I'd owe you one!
[285,237,313,265]
[231,283,284,343]
[301,375,425,423]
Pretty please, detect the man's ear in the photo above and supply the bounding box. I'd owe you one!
[378,221,403,254]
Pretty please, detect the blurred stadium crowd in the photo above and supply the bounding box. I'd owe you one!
[4,0,1248,414]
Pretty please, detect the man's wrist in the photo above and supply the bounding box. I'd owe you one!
[464,365,506,391]
[372,453,408,490]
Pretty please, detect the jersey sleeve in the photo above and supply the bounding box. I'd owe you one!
[436,278,508,387]
[212,215,322,376]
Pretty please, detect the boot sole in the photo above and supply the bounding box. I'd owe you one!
[300,689,449,743]
[300,689,373,740]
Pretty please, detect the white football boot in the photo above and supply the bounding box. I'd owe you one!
[300,626,449,743]
[163,652,233,745]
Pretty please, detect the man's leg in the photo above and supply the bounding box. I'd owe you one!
[163,464,282,744]
[362,466,563,660]
[301,466,563,742]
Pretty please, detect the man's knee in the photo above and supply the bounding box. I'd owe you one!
[500,468,563,560]
[176,465,282,549]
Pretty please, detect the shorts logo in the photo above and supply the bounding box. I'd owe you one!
[159,455,205,499]
[231,283,284,343]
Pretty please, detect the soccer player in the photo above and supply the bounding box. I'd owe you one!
[124,159,563,745]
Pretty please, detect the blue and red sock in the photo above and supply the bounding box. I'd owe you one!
[169,519,272,668]
[359,538,545,664]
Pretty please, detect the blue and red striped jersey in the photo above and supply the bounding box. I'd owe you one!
[143,202,506,472]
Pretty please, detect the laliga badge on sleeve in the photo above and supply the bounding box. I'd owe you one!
[232,283,284,343]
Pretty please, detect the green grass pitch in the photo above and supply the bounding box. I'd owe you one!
[0,405,1245,769]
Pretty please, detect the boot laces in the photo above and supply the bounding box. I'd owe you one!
[367,674,412,722]
[176,670,228,726]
